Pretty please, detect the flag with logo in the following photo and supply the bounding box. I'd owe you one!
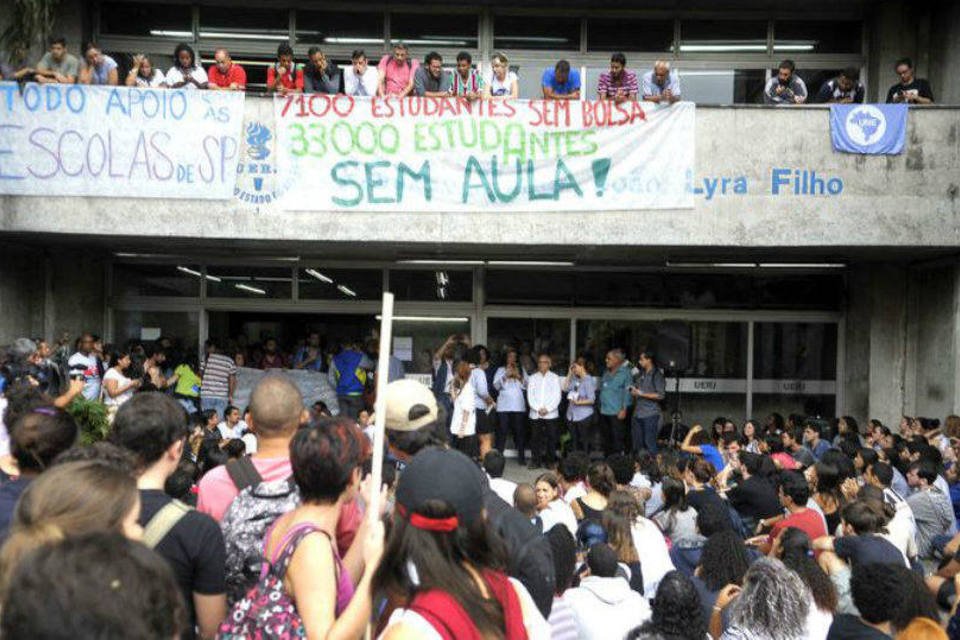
[830,104,907,155]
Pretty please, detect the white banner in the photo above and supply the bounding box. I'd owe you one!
[0,83,244,199]
[274,96,694,212]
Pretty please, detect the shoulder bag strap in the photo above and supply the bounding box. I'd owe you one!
[143,499,192,549]
[226,456,263,492]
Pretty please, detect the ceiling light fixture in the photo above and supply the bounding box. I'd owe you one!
[376,315,469,323]
[235,283,267,295]
[337,285,357,297]
[305,268,334,283]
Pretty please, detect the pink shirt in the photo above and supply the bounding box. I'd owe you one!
[197,455,364,552]
[377,55,419,95]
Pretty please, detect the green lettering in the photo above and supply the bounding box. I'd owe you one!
[480,120,502,153]
[398,161,431,202]
[491,156,521,203]
[526,160,554,201]
[502,123,527,165]
[554,158,583,199]
[288,123,308,157]
[331,161,362,207]
[380,124,400,154]
[365,161,394,204]
[462,156,495,203]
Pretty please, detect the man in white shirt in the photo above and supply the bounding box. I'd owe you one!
[67,333,102,402]
[527,353,561,469]
[483,450,517,505]
[342,49,379,97]
[216,405,244,440]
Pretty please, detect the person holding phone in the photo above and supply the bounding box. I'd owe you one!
[562,358,596,454]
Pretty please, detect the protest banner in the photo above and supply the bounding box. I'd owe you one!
[0,83,244,199]
[274,95,695,212]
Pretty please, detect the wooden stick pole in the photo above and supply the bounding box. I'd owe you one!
[367,292,394,526]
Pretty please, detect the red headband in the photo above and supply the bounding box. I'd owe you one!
[398,505,460,533]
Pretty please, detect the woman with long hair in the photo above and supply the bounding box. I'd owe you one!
[776,527,837,640]
[0,460,142,595]
[102,349,140,415]
[374,448,549,638]
[450,360,479,459]
[628,570,707,640]
[535,472,577,537]
[166,42,207,89]
[607,489,674,596]
[653,476,701,547]
[741,419,762,454]
[808,461,844,535]
[602,509,643,594]
[571,461,616,522]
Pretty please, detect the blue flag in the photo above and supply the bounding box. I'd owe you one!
[830,104,907,155]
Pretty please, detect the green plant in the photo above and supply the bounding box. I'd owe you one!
[66,397,111,445]
[0,0,62,61]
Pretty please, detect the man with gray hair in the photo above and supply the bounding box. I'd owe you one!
[599,348,633,456]
[642,60,681,104]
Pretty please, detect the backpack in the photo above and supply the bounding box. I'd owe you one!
[484,490,555,618]
[217,523,318,640]
[220,457,301,605]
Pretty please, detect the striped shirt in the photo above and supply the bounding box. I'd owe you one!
[200,353,237,399]
[549,596,579,640]
[452,69,484,96]
[597,69,639,98]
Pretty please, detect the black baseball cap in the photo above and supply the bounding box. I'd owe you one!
[395,448,485,528]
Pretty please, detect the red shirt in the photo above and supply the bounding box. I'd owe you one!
[267,63,304,91]
[207,63,247,89]
[768,508,827,545]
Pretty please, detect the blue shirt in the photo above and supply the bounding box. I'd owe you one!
[541,67,581,95]
[0,477,32,540]
[565,375,595,422]
[293,347,323,372]
[699,444,725,474]
[599,365,632,415]
[89,55,118,85]
[809,439,831,461]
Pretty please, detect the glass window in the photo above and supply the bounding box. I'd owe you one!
[752,322,838,420]
[755,274,845,310]
[788,68,843,102]
[100,2,193,38]
[573,272,664,307]
[391,13,478,49]
[494,15,581,51]
[199,7,289,42]
[298,268,382,300]
[774,20,862,54]
[390,270,472,302]
[680,20,768,53]
[487,318,570,373]
[664,275,756,309]
[296,10,384,47]
[393,318,471,376]
[113,263,200,297]
[113,309,200,353]
[587,18,673,52]
[677,69,766,104]
[485,270,575,305]
[206,266,293,299]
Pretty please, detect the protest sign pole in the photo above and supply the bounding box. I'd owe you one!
[367,292,394,527]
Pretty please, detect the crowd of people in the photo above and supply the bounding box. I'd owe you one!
[0,35,937,105]
[3,328,960,638]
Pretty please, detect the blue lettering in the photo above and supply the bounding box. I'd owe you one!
[771,168,791,195]
[0,124,25,179]
[827,178,843,195]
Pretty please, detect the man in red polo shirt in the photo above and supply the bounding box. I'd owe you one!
[751,470,827,555]
[208,48,246,91]
[267,43,303,95]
